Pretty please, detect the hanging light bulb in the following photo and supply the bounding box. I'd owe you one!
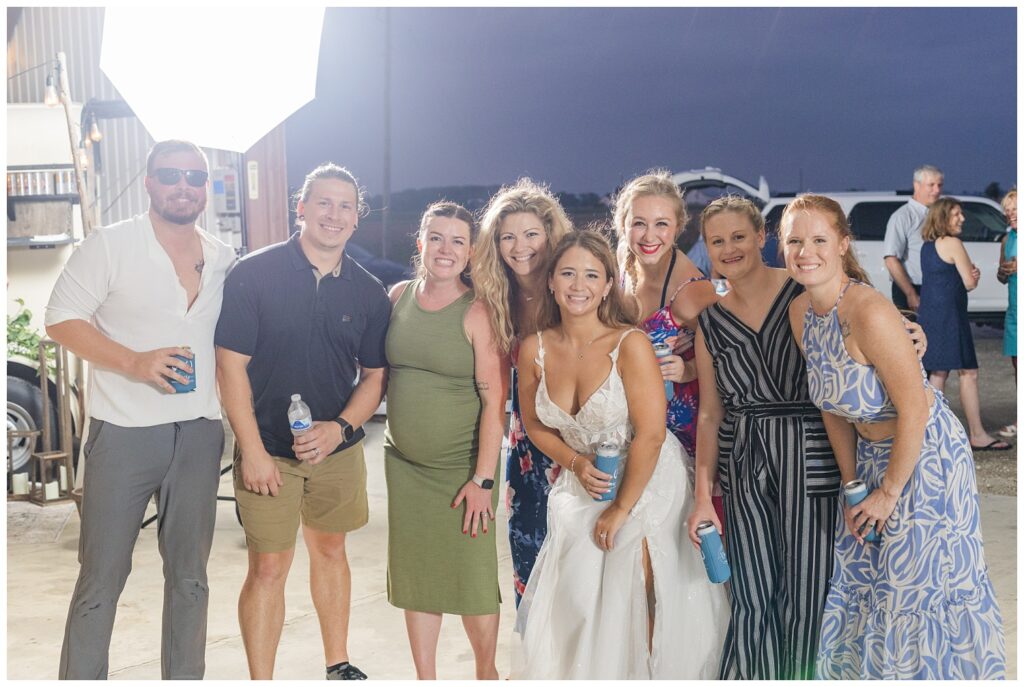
[43,74,59,107]
[88,115,103,142]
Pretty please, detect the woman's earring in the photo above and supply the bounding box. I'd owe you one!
[298,214,305,221]
[602,294,607,301]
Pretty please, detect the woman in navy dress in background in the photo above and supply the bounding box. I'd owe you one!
[917,197,1010,451]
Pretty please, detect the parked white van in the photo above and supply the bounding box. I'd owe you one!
[761,193,1009,322]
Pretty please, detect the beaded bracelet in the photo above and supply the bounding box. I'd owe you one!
[569,453,580,474]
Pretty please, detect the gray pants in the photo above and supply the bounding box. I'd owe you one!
[59,417,224,680]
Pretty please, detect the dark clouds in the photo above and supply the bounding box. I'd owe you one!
[286,7,1016,195]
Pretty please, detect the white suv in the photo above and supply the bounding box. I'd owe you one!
[761,193,1009,321]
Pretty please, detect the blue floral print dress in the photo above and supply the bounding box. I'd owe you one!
[506,341,560,605]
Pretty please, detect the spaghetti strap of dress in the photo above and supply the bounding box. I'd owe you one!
[668,275,710,305]
[534,330,546,369]
[609,328,643,363]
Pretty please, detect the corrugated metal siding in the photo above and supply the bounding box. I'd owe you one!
[7,7,153,225]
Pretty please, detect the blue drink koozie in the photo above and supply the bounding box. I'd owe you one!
[697,520,731,583]
[593,442,621,502]
[651,341,674,400]
[168,349,196,393]
[844,479,880,542]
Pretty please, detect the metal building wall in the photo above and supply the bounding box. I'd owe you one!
[7,6,153,225]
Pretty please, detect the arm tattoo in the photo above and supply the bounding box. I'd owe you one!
[475,380,490,391]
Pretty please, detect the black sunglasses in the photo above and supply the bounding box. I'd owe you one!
[153,167,209,187]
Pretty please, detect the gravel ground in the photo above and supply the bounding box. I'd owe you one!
[943,325,1017,496]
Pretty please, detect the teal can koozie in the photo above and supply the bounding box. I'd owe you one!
[168,347,196,393]
[844,479,880,542]
[593,442,621,502]
[697,520,731,583]
[651,341,674,400]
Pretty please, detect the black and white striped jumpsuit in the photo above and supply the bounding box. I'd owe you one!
[698,278,840,680]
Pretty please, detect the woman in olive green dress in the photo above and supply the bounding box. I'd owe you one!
[384,201,509,679]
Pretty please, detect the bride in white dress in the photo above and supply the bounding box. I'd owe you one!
[513,230,728,679]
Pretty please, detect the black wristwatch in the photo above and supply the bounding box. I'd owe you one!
[332,417,355,443]
[471,474,495,490]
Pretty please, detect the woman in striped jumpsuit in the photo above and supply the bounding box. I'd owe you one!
[686,196,840,679]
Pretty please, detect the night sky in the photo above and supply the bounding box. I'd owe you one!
[285,7,1017,198]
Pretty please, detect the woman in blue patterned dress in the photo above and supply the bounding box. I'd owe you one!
[781,194,1005,680]
[996,188,1017,438]
[471,179,573,604]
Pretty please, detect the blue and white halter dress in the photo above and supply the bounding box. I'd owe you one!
[803,282,1005,680]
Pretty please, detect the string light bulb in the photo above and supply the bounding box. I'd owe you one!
[88,115,103,142]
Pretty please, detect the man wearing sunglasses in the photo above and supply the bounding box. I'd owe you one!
[45,140,237,679]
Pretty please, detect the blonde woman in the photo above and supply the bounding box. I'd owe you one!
[613,171,718,460]
[471,179,573,604]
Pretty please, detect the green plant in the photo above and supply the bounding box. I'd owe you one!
[7,298,54,376]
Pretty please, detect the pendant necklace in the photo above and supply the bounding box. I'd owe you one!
[576,334,600,360]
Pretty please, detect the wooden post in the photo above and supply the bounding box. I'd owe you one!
[55,51,94,237]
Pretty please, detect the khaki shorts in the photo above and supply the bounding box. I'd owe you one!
[233,442,368,553]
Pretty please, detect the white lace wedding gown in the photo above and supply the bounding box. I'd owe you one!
[514,329,729,679]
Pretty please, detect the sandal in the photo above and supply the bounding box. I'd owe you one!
[997,424,1017,438]
[970,439,1013,451]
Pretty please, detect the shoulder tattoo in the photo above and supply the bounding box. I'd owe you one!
[840,318,852,339]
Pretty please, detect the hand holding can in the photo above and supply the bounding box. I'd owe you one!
[844,479,880,542]
[167,347,196,393]
[593,442,622,502]
[651,341,674,400]
[696,520,731,583]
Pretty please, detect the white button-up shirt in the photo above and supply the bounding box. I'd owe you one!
[45,213,236,427]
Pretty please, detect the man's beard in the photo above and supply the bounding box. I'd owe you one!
[153,195,206,225]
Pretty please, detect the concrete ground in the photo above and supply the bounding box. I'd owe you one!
[6,333,1017,679]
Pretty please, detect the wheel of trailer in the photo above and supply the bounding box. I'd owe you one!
[6,375,58,473]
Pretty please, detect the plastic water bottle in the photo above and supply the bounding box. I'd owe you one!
[593,442,622,502]
[843,479,880,542]
[651,342,674,400]
[288,394,312,437]
[696,521,731,583]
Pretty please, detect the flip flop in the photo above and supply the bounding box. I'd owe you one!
[997,424,1017,438]
[970,439,1013,451]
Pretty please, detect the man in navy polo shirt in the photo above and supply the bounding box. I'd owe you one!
[215,163,389,680]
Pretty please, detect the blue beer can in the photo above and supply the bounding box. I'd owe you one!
[651,341,674,400]
[168,347,196,394]
[696,520,731,584]
[843,479,879,542]
[593,442,621,502]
